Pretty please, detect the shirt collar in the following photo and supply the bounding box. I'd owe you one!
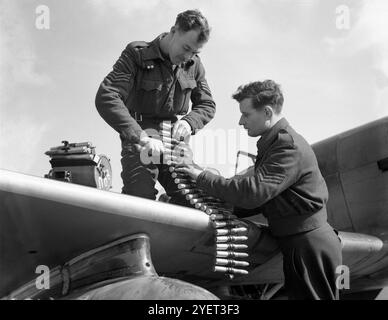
[256,117,289,156]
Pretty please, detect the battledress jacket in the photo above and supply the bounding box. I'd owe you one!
[95,34,216,144]
[196,118,329,237]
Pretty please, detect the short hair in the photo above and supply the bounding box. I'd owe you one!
[232,80,284,114]
[175,10,211,43]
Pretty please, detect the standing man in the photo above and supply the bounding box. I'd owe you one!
[95,10,215,204]
[176,80,342,300]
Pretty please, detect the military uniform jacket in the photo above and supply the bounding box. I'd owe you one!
[197,118,329,237]
[95,34,216,144]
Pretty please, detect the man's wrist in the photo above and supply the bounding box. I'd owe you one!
[181,119,193,134]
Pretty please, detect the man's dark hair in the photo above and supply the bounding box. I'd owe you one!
[232,80,284,114]
[175,10,210,43]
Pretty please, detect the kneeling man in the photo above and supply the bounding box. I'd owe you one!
[176,80,342,300]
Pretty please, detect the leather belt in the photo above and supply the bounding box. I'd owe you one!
[130,110,177,124]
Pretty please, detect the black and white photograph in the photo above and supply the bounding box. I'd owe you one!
[1,0,388,305]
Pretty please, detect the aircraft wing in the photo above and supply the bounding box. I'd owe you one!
[2,169,388,298]
[0,169,278,298]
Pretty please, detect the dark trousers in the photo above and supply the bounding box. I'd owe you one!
[120,143,189,206]
[277,223,342,300]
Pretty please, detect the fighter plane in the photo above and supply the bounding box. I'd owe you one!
[1,116,387,300]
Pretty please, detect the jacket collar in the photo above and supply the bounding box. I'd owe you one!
[140,33,168,61]
[256,117,289,156]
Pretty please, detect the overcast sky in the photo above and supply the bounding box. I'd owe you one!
[1,0,387,192]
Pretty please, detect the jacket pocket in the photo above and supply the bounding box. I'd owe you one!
[177,77,197,115]
[141,80,163,91]
[138,79,164,114]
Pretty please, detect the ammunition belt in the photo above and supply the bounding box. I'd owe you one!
[159,122,249,278]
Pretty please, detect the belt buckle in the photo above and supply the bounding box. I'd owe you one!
[134,112,143,122]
